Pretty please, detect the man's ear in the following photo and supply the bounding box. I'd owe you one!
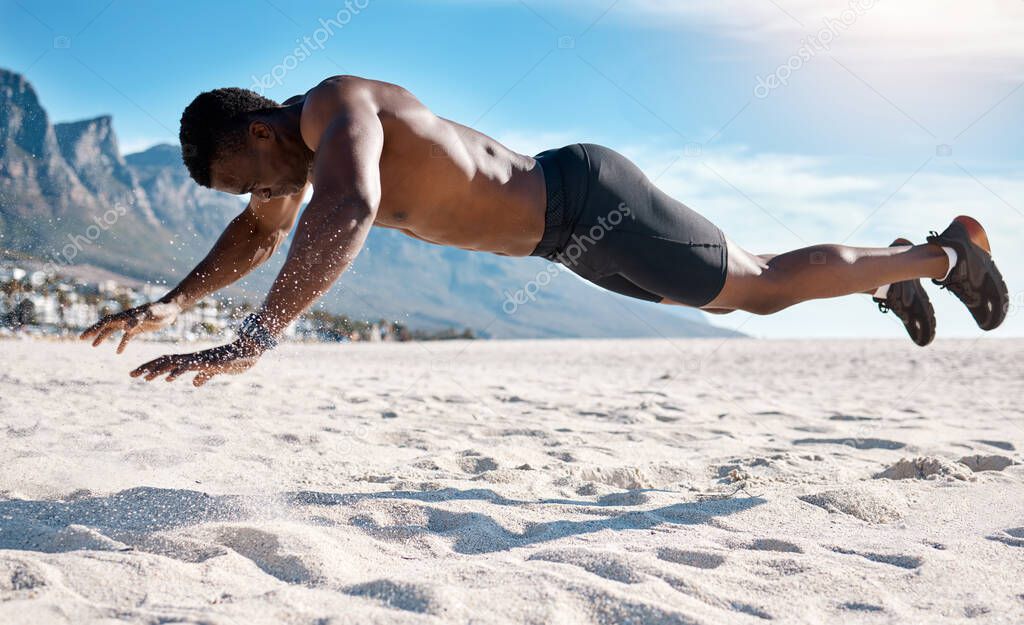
[249,120,274,141]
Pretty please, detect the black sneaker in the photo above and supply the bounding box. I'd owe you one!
[875,238,936,347]
[927,216,1009,331]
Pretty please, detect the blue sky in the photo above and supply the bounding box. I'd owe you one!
[2,0,1022,339]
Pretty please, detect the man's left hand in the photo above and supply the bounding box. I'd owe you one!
[131,338,264,386]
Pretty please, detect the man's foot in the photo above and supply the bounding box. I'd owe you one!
[875,238,936,347]
[927,216,1009,331]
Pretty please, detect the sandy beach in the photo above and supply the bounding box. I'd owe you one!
[1,337,1022,624]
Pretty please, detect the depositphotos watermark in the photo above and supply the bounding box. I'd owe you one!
[42,192,138,275]
[501,202,636,315]
[753,0,878,99]
[250,0,371,94]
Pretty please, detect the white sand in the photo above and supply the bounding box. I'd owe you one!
[1,338,1022,624]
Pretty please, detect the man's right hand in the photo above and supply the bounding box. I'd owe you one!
[79,301,181,353]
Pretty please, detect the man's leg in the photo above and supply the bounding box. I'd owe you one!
[546,146,1006,329]
[696,237,949,315]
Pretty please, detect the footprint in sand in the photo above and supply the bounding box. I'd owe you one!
[498,428,548,438]
[829,414,879,422]
[657,572,773,620]
[534,549,772,621]
[757,559,811,577]
[792,425,833,434]
[973,440,1016,451]
[795,437,905,450]
[528,549,645,584]
[959,454,1015,473]
[596,491,649,506]
[841,602,885,613]
[799,484,907,523]
[656,548,726,569]
[987,527,1024,548]
[730,602,773,620]
[570,586,707,625]
[456,452,499,474]
[344,579,439,614]
[746,538,803,553]
[830,546,923,569]
[216,527,318,585]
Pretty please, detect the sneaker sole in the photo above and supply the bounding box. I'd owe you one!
[949,216,1009,330]
[900,277,937,347]
[889,238,936,347]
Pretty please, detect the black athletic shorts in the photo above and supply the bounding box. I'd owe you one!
[531,144,728,307]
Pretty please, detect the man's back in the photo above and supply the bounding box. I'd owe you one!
[302,76,547,256]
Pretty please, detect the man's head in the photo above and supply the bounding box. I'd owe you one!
[180,88,310,200]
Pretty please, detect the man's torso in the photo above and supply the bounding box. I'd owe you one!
[301,76,547,256]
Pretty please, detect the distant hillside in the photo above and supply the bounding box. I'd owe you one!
[0,67,740,339]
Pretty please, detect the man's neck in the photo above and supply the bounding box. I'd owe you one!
[270,102,308,154]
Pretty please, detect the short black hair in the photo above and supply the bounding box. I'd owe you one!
[179,88,279,187]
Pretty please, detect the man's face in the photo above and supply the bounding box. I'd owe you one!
[209,122,308,200]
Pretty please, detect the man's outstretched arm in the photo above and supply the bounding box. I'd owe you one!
[159,191,306,311]
[254,104,384,339]
[131,90,385,385]
[79,190,305,352]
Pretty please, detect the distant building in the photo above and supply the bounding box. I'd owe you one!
[0,261,469,343]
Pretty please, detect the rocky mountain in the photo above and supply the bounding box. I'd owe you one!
[0,69,237,278]
[0,67,739,339]
[0,70,92,223]
[126,144,248,241]
[54,116,137,207]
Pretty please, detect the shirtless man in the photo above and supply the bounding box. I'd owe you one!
[80,76,1009,386]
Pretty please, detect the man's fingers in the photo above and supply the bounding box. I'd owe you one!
[116,321,141,354]
[131,356,171,378]
[116,332,133,354]
[165,365,191,382]
[193,370,216,387]
[129,348,236,386]
[145,360,180,381]
[79,318,109,340]
[134,355,204,382]
[91,323,121,347]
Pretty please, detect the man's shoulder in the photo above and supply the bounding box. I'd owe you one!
[307,75,416,103]
[309,74,373,96]
[299,76,386,151]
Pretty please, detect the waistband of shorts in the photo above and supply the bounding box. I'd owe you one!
[530,144,589,259]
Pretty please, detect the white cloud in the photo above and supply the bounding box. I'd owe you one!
[527,0,1024,77]
[441,0,1024,77]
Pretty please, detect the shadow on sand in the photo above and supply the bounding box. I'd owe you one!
[0,486,764,557]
